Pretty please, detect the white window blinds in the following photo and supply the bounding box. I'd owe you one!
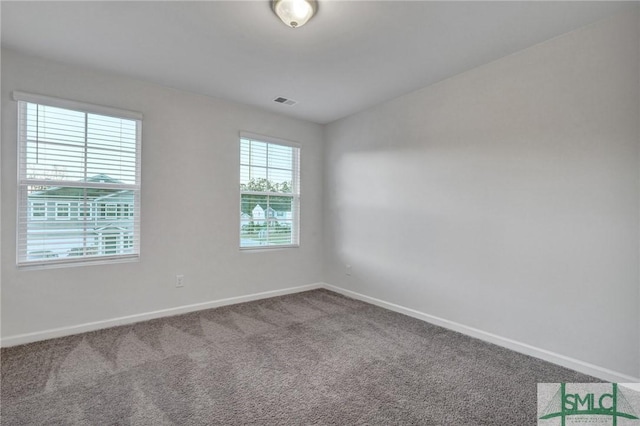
[240,133,300,248]
[15,92,142,267]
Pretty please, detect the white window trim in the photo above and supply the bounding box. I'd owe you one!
[239,131,300,149]
[15,91,142,269]
[79,202,90,218]
[239,132,301,250]
[12,91,143,121]
[105,203,118,218]
[55,202,71,220]
[31,201,46,220]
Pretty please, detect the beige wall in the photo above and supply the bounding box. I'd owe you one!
[323,12,640,378]
[1,48,325,338]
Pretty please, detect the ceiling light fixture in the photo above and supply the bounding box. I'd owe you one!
[271,0,318,29]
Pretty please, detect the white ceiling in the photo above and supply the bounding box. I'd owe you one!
[1,1,632,124]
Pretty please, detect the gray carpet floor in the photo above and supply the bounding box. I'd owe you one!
[1,289,598,425]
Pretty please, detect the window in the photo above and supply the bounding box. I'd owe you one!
[15,91,142,267]
[56,202,70,220]
[79,203,90,218]
[106,203,117,217]
[31,202,46,219]
[123,234,133,249]
[99,203,107,218]
[240,133,300,248]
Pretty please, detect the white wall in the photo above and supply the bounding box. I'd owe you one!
[323,12,640,378]
[1,48,324,339]
[2,10,639,381]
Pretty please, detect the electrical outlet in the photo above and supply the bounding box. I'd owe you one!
[345,264,352,276]
[176,274,184,288]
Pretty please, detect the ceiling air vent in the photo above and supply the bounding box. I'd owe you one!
[273,97,297,106]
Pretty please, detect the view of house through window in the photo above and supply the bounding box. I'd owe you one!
[240,135,300,248]
[16,94,141,266]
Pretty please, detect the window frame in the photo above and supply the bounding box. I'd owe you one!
[55,202,71,220]
[79,202,90,218]
[105,203,118,218]
[30,201,46,220]
[239,132,300,250]
[14,91,143,269]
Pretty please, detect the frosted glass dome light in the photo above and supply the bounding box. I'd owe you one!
[271,0,318,29]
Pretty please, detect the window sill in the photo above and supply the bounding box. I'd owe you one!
[239,244,299,253]
[17,255,140,271]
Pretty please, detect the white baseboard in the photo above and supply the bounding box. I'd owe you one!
[3,280,638,383]
[0,283,323,347]
[322,283,640,384]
